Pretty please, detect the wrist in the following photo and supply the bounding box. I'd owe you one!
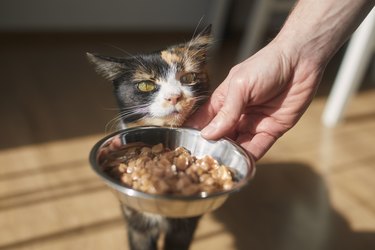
[270,33,325,81]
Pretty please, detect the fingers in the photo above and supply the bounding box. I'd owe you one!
[235,113,288,160]
[201,77,248,140]
[184,75,231,130]
[237,132,277,161]
[184,97,218,130]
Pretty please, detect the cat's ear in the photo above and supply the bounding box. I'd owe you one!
[185,24,213,63]
[189,24,213,50]
[86,53,125,81]
[198,24,212,38]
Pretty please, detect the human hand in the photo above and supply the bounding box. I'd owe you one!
[185,41,325,160]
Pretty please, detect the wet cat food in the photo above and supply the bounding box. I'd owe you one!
[102,143,236,196]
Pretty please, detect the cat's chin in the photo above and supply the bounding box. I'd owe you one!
[163,112,187,126]
[125,113,187,128]
[124,104,194,127]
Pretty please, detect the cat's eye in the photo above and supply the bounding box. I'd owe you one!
[180,73,196,85]
[137,81,156,92]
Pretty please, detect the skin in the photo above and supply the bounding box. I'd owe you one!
[185,0,375,160]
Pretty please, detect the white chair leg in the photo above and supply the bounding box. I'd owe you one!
[322,8,375,127]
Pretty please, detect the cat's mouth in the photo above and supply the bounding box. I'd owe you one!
[163,106,189,121]
[149,98,195,125]
[166,103,189,116]
[165,109,182,118]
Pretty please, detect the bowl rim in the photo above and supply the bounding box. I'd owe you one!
[89,126,256,201]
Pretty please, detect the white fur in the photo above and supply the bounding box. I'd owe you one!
[149,67,194,118]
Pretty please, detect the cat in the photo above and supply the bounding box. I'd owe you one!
[87,25,212,250]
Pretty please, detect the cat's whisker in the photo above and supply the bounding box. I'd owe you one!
[105,44,151,70]
[132,57,149,72]
[102,102,149,111]
[105,112,129,133]
[196,92,211,97]
[120,104,150,112]
[187,47,207,62]
[183,39,201,64]
[105,44,136,58]
[102,107,122,111]
[105,114,131,133]
[187,20,207,50]
[191,16,205,42]
[183,22,211,66]
[193,96,209,102]
[104,105,150,133]
[191,91,210,99]
[183,31,198,66]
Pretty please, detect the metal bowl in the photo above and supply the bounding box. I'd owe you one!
[89,126,256,218]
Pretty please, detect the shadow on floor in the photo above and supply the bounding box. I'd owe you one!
[213,162,375,250]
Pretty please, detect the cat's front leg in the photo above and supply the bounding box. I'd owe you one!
[164,216,201,250]
[128,227,159,250]
[121,205,162,250]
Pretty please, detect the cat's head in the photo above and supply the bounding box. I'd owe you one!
[87,25,212,128]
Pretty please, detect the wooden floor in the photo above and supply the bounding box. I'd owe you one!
[0,32,374,250]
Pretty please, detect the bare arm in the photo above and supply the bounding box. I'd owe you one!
[277,0,374,66]
[186,0,374,160]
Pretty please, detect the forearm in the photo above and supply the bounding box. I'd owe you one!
[274,0,374,67]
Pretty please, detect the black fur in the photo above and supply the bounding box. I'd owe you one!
[123,206,201,250]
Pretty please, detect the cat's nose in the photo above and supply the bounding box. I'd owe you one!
[165,94,182,105]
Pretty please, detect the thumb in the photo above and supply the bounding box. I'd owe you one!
[201,79,246,140]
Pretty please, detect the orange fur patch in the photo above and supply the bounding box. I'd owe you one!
[133,69,154,82]
[161,51,180,66]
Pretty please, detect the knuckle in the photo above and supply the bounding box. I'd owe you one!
[232,76,247,86]
[228,71,249,88]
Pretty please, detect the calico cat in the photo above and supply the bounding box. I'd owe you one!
[87,26,212,250]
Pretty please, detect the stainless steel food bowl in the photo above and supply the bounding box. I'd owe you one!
[89,126,256,218]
